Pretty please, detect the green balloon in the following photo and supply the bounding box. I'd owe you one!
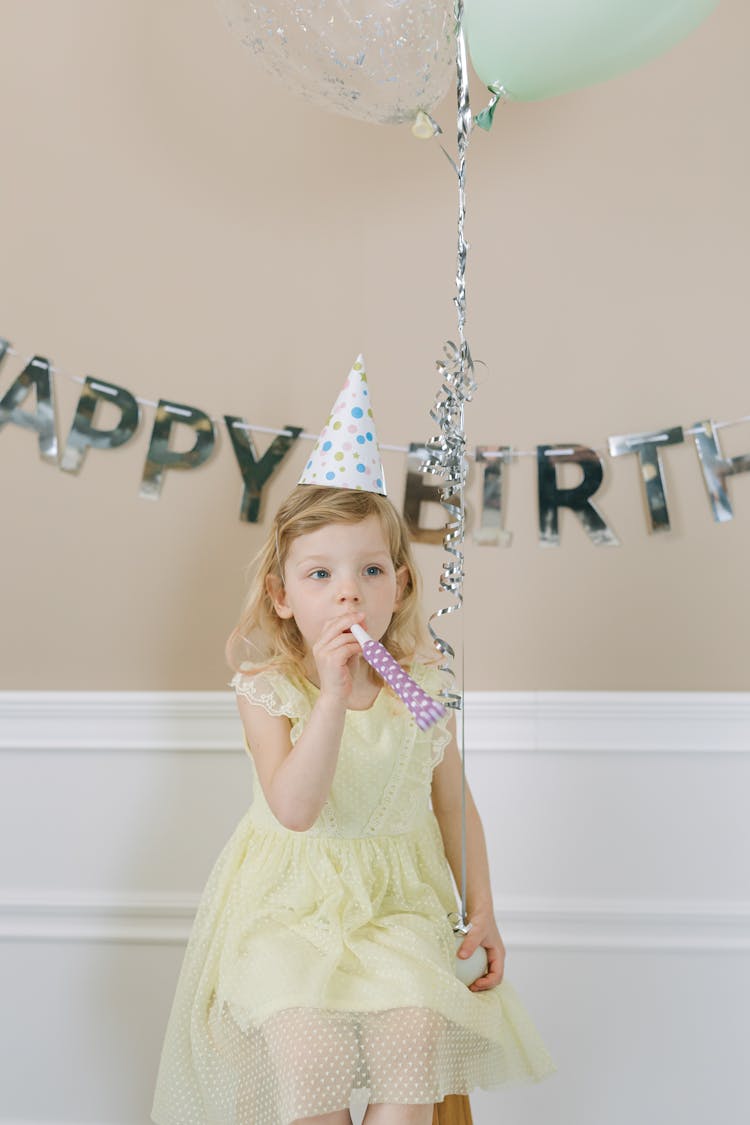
[465,0,720,102]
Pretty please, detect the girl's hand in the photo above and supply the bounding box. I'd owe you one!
[312,613,366,704]
[457,909,506,991]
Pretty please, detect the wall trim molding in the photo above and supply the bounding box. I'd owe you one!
[2,693,748,952]
[1,890,748,951]
[1,690,748,752]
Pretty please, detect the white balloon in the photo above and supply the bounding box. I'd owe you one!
[217,0,456,125]
[454,933,489,987]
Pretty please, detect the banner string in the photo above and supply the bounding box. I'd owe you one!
[3,343,748,462]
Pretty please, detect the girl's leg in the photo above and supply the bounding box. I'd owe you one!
[292,1113,353,1125]
[357,1006,443,1124]
[362,1104,433,1125]
[260,1008,359,1124]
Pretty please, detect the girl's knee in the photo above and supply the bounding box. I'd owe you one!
[363,1103,434,1125]
[291,1111,352,1125]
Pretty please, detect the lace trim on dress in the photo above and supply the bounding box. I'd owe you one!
[228,663,310,747]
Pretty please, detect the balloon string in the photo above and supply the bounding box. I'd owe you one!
[419,0,477,935]
[454,2,470,356]
[460,603,467,930]
[452,0,470,934]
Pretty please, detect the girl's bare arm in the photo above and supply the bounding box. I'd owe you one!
[431,713,506,988]
[237,612,365,831]
[237,692,348,831]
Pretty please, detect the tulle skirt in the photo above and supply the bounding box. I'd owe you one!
[151,807,557,1125]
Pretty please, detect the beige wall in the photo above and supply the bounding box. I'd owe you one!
[0,0,747,692]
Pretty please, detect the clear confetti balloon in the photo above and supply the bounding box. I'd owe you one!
[217,0,456,125]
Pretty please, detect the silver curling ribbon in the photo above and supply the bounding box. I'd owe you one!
[608,425,684,533]
[420,1,476,713]
[690,419,750,523]
[473,445,513,547]
[140,399,216,501]
[0,352,59,463]
[403,442,447,544]
[537,444,620,547]
[421,346,477,710]
[60,376,141,474]
[224,417,302,523]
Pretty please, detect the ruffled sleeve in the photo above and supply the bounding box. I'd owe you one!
[227,663,311,748]
[411,662,454,769]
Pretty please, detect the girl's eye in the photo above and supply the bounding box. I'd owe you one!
[310,569,330,580]
[365,565,384,577]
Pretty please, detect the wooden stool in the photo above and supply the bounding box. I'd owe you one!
[432,1094,473,1124]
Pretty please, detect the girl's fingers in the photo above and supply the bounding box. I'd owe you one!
[315,614,365,648]
[458,924,490,960]
[469,944,504,990]
[315,633,364,665]
[470,970,501,991]
[313,626,363,689]
[457,936,476,959]
[317,635,362,663]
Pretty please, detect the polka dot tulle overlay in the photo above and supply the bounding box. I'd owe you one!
[151,664,557,1125]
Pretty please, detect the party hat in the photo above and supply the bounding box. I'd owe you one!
[298,355,387,495]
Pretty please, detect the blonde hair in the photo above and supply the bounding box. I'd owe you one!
[225,485,433,679]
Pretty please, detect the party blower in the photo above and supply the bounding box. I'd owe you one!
[349,624,447,731]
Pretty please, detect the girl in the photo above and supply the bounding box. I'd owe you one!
[151,365,556,1125]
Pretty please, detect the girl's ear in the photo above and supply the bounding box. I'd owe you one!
[394,564,410,606]
[265,573,294,619]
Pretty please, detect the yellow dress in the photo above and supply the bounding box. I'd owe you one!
[151,662,557,1125]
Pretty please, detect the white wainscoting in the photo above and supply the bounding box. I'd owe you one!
[0,691,748,1125]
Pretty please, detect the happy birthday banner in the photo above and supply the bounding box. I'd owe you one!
[1,336,748,547]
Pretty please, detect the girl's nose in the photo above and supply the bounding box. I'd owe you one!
[336,580,361,604]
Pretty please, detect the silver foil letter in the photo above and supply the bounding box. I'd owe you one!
[690,419,750,523]
[608,425,684,533]
[0,345,58,463]
[60,376,140,473]
[224,417,302,523]
[403,443,446,544]
[473,445,512,546]
[537,444,620,547]
[140,399,216,500]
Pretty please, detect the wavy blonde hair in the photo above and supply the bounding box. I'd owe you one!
[225,485,434,679]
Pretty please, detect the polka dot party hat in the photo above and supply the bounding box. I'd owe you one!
[298,354,387,495]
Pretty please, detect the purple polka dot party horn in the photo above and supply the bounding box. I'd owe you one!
[349,624,447,731]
